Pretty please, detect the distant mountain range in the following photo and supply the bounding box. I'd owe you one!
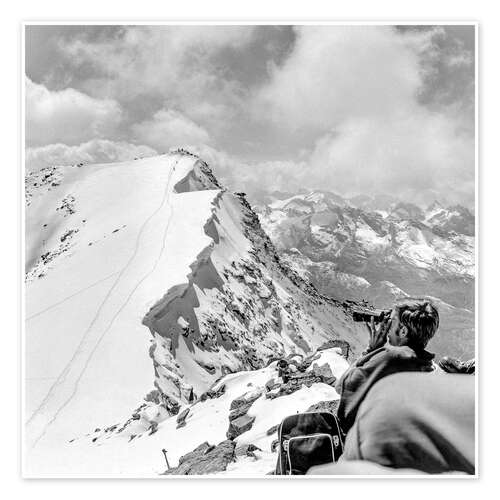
[256,191,475,359]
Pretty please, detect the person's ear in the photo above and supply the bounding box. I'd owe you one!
[399,325,408,339]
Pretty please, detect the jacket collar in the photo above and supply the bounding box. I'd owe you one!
[412,348,435,362]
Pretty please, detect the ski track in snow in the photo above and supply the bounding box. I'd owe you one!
[27,159,180,447]
[26,271,120,321]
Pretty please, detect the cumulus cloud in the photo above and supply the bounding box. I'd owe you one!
[251,26,475,207]
[307,113,474,206]
[26,77,123,147]
[191,144,307,198]
[131,109,211,151]
[255,26,435,128]
[25,139,156,172]
[57,26,255,129]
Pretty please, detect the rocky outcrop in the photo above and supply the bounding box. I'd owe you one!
[306,399,340,414]
[235,443,261,459]
[176,408,190,429]
[263,355,337,401]
[265,374,321,400]
[173,153,223,193]
[228,403,253,422]
[225,390,262,439]
[230,390,262,411]
[266,424,279,436]
[163,440,235,475]
[199,383,226,402]
[310,362,335,383]
[227,414,256,440]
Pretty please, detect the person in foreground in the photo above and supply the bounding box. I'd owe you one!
[335,298,439,436]
[307,298,475,475]
[308,371,475,475]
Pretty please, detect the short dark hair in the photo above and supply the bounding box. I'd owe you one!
[394,299,439,350]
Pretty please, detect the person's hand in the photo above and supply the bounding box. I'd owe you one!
[364,314,391,353]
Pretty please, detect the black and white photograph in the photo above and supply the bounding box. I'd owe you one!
[23,22,476,478]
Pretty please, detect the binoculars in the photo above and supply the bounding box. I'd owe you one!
[352,308,391,323]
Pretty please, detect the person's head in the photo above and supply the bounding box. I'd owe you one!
[386,299,439,350]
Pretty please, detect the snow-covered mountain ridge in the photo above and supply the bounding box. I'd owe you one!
[25,152,365,476]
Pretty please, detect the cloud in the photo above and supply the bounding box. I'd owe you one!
[25,139,157,172]
[46,26,261,151]
[57,26,255,124]
[255,26,434,129]
[251,26,474,207]
[307,112,474,207]
[198,115,473,208]
[26,77,123,147]
[131,109,211,151]
[191,144,306,198]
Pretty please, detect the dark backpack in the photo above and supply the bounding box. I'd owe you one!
[275,411,344,475]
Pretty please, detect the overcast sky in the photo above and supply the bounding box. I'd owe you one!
[25,24,475,207]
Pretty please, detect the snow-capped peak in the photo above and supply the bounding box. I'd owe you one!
[25,151,366,476]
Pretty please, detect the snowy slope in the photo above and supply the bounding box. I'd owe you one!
[31,347,348,477]
[25,152,365,476]
[25,153,222,473]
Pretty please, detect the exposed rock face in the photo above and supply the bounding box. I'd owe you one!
[141,159,366,415]
[306,399,340,415]
[230,390,263,411]
[311,362,334,380]
[266,424,279,436]
[199,383,226,402]
[176,408,190,428]
[227,414,256,440]
[229,402,253,422]
[265,374,323,400]
[163,440,235,475]
[173,153,223,193]
[235,443,261,458]
[176,407,190,423]
[25,165,64,208]
[263,354,338,402]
